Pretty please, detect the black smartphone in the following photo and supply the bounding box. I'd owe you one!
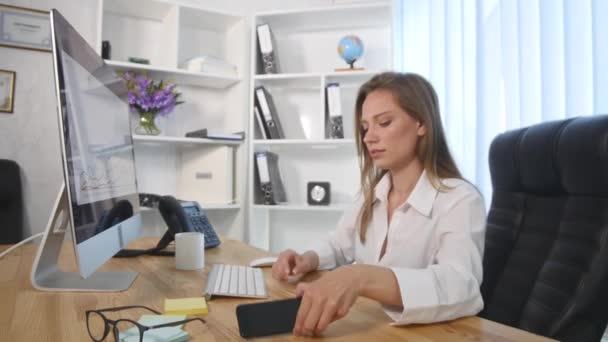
[236,297,302,338]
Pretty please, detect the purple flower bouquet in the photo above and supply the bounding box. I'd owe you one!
[122,71,184,135]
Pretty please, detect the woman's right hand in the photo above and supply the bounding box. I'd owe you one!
[272,249,319,281]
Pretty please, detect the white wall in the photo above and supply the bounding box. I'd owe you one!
[0,0,98,238]
[0,0,385,238]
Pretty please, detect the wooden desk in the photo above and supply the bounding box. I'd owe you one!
[1,237,555,341]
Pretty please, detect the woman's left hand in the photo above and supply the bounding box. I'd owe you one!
[293,265,363,336]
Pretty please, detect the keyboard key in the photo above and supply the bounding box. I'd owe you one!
[213,264,224,294]
[254,268,265,297]
[246,267,255,296]
[229,265,239,294]
[220,264,231,294]
[238,266,247,295]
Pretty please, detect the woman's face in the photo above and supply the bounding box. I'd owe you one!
[360,89,426,170]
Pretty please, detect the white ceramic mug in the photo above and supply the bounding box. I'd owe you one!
[175,232,205,270]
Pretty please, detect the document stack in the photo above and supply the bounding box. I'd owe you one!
[254,86,285,139]
[325,83,344,139]
[256,24,280,74]
[181,56,238,77]
[254,151,287,205]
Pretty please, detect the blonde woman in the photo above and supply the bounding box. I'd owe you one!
[272,72,486,336]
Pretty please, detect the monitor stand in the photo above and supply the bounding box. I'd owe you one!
[30,184,138,292]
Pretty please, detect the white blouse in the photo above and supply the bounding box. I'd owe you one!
[310,171,487,325]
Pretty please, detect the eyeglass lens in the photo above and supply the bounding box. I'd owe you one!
[113,320,140,341]
[87,311,107,341]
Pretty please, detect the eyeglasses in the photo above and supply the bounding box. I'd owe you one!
[85,305,206,342]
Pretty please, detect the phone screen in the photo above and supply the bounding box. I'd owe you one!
[236,297,302,338]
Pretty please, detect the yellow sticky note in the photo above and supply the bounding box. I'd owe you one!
[164,297,208,315]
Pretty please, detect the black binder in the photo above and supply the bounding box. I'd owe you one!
[254,86,285,139]
[254,151,287,205]
[256,24,280,74]
[254,105,269,139]
[325,83,344,139]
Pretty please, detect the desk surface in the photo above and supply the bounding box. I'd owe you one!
[0,237,555,341]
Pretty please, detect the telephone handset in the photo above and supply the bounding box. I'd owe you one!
[115,195,221,258]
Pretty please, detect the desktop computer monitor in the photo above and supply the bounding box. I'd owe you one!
[31,9,143,291]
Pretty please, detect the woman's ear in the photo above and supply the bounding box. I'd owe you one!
[417,121,427,136]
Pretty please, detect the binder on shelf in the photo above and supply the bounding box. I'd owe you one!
[326,83,344,139]
[254,106,269,139]
[254,151,287,205]
[256,24,280,74]
[254,86,285,139]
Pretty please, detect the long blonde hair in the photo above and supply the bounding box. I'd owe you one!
[355,72,462,243]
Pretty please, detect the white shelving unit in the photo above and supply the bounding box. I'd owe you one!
[105,60,241,88]
[248,3,393,253]
[253,139,356,147]
[133,135,242,146]
[142,203,240,212]
[253,204,348,212]
[96,0,249,240]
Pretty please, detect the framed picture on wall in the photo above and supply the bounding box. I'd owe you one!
[0,4,51,53]
[0,70,16,113]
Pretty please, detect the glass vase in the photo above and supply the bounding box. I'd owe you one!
[135,112,161,136]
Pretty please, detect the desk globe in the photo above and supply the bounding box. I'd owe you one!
[337,35,364,70]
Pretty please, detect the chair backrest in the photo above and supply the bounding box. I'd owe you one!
[0,159,23,244]
[480,115,608,342]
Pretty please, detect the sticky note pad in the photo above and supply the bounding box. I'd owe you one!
[119,315,189,342]
[120,325,188,342]
[165,297,208,315]
[138,314,187,329]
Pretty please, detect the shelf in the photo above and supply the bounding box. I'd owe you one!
[254,139,355,147]
[105,60,241,88]
[254,73,321,89]
[133,135,243,146]
[255,3,392,30]
[254,139,357,152]
[323,69,381,78]
[254,72,320,80]
[141,203,240,211]
[202,203,241,210]
[253,204,347,212]
[253,70,383,88]
[254,70,381,80]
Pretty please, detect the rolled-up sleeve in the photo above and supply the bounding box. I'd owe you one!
[384,192,486,325]
[309,197,362,270]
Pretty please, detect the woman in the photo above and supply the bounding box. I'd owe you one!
[272,72,486,336]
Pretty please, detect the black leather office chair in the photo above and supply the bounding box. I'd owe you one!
[0,159,23,244]
[479,115,608,342]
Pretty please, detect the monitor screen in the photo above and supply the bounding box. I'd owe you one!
[51,11,141,276]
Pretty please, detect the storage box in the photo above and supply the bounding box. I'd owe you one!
[178,146,235,205]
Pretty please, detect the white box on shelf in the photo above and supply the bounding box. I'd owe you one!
[178,146,235,205]
[181,56,238,77]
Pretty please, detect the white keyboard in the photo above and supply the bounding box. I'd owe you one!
[204,264,268,300]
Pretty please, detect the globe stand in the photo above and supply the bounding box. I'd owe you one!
[334,66,365,72]
[334,60,364,72]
